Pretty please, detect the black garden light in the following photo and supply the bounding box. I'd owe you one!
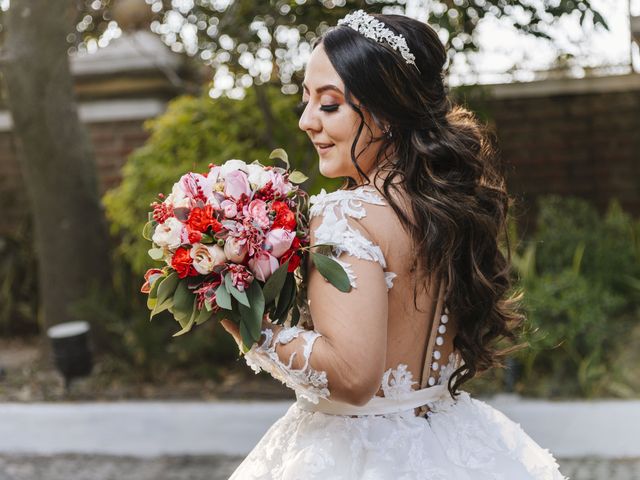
[46,321,93,392]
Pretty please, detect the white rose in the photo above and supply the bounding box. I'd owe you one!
[152,217,185,250]
[219,159,248,178]
[246,163,270,187]
[190,243,227,275]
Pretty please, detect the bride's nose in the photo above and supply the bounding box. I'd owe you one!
[298,103,321,133]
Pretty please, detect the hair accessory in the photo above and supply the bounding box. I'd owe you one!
[337,9,419,72]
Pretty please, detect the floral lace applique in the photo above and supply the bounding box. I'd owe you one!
[380,363,418,399]
[309,186,396,290]
[244,325,330,404]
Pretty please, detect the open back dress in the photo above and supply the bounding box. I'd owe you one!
[227,185,566,480]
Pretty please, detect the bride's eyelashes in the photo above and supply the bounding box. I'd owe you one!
[296,100,340,115]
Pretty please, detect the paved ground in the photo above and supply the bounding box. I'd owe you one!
[1,454,639,480]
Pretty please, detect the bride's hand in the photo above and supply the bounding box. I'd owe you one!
[220,314,275,349]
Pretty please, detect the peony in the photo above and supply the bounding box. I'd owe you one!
[220,159,248,178]
[246,163,271,187]
[190,243,227,275]
[264,228,295,258]
[224,170,251,200]
[248,251,280,282]
[165,181,192,209]
[152,217,186,250]
[224,236,248,263]
[246,199,270,229]
[267,170,293,197]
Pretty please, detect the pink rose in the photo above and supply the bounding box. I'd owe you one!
[246,199,270,229]
[264,228,295,258]
[248,251,279,282]
[224,170,251,200]
[220,199,238,218]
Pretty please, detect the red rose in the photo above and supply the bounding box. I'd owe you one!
[171,247,198,278]
[271,201,297,231]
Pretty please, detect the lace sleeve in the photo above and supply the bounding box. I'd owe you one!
[309,186,397,290]
[243,325,330,404]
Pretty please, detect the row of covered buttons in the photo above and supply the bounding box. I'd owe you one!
[427,306,449,387]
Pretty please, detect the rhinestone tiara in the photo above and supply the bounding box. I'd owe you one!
[337,9,419,71]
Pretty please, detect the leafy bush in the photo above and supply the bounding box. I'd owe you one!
[512,196,640,397]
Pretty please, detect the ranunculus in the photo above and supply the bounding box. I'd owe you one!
[171,247,198,278]
[246,199,270,229]
[248,251,279,282]
[271,201,296,231]
[224,236,248,263]
[152,217,186,250]
[224,170,251,200]
[141,268,164,293]
[190,243,227,275]
[220,199,238,218]
[264,228,295,258]
[246,163,270,187]
[220,159,248,178]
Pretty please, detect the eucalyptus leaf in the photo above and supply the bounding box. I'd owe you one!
[225,273,250,307]
[148,247,164,260]
[240,320,256,351]
[311,252,351,293]
[269,148,289,169]
[173,299,197,336]
[195,305,212,325]
[142,221,155,241]
[215,283,232,310]
[262,261,289,305]
[148,275,162,300]
[147,296,157,311]
[288,170,308,184]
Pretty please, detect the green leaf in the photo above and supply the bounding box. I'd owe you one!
[151,272,180,319]
[147,296,157,311]
[195,305,212,325]
[311,252,351,293]
[200,233,214,244]
[239,320,255,352]
[273,273,296,321]
[215,283,232,310]
[288,170,308,184]
[262,261,289,305]
[148,247,164,260]
[269,148,289,169]
[142,221,155,241]
[172,280,193,324]
[239,281,265,344]
[173,298,197,336]
[225,273,250,307]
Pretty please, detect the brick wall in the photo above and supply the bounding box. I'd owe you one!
[470,74,640,231]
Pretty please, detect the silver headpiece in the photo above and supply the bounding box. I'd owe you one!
[337,9,419,72]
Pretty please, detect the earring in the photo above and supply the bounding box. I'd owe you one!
[383,125,392,138]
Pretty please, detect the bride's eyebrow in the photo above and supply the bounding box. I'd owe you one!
[302,82,344,96]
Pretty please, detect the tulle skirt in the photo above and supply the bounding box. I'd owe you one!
[227,391,566,480]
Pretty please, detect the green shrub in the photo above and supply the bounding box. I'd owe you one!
[512,196,640,397]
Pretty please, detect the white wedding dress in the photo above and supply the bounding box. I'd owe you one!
[227,186,566,480]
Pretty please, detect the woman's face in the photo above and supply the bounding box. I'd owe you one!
[298,43,387,182]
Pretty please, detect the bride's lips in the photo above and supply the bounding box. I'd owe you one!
[314,142,335,154]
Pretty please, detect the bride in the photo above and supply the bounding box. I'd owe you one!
[221,9,566,479]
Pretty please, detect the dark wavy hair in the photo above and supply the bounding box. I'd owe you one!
[312,13,523,397]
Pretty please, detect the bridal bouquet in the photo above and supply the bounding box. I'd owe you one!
[140,149,349,349]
